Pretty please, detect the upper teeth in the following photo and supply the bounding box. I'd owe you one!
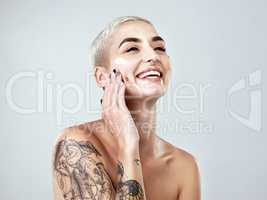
[138,70,161,78]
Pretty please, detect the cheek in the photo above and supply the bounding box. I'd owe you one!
[112,57,139,72]
[162,56,171,71]
[113,57,129,66]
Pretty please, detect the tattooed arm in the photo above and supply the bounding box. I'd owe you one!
[115,146,146,200]
[98,69,146,199]
[52,137,115,200]
[52,136,146,200]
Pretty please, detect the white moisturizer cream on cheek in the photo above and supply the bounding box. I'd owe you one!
[113,57,128,66]
[113,57,131,82]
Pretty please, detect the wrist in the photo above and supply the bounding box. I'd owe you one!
[118,138,139,150]
[118,143,140,158]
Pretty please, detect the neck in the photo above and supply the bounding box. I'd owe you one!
[126,98,158,156]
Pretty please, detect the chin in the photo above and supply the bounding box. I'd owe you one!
[126,86,166,101]
[125,77,168,99]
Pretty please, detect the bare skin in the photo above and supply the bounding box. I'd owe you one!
[52,20,201,200]
[53,121,200,200]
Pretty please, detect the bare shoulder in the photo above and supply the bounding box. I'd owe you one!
[173,146,199,169]
[52,119,104,170]
[52,121,103,166]
[53,119,103,143]
[159,136,201,199]
[157,136,198,166]
[52,119,115,200]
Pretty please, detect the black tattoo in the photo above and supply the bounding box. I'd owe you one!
[53,138,114,200]
[134,159,141,166]
[117,161,124,177]
[116,161,144,200]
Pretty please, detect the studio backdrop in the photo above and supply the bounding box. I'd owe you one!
[1,0,266,199]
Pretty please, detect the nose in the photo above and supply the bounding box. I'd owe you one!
[142,46,160,64]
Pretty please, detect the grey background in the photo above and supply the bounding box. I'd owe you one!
[0,0,266,199]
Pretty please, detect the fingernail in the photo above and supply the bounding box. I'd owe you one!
[116,71,121,77]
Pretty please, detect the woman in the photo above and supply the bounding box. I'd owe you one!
[53,16,201,200]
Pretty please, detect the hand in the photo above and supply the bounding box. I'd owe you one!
[101,68,140,152]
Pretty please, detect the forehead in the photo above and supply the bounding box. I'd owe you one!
[111,21,159,43]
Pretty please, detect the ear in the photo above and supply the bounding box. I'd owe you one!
[94,66,109,89]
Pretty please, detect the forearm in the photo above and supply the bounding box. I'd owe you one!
[116,147,146,200]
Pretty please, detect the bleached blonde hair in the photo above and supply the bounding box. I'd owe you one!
[90,16,153,67]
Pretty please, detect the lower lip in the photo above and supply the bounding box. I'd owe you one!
[137,76,162,81]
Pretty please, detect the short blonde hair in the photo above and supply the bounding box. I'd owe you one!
[90,16,152,67]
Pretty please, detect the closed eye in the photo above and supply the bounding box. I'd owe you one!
[126,47,139,53]
[154,47,166,52]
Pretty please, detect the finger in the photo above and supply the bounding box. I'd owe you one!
[102,72,113,112]
[100,72,108,106]
[105,68,118,111]
[118,76,127,110]
[110,68,118,108]
[114,70,123,107]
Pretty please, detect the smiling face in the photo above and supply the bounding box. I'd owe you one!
[96,20,171,101]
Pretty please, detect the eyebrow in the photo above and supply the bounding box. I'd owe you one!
[118,36,165,48]
[152,36,165,42]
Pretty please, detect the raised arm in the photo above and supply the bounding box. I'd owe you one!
[99,69,147,199]
[115,143,146,200]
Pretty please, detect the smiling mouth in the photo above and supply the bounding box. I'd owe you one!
[136,76,162,81]
[136,70,163,80]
